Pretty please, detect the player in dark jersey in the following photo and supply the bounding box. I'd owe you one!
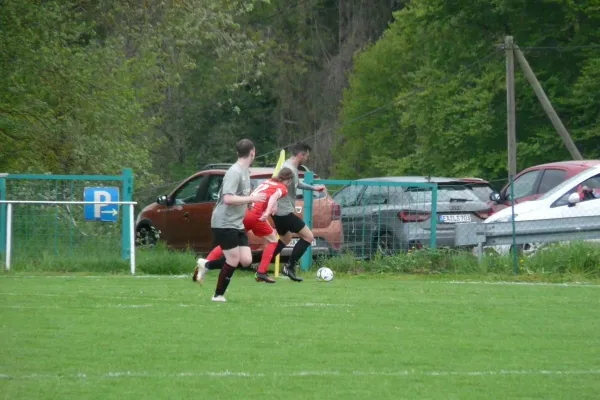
[194,168,294,284]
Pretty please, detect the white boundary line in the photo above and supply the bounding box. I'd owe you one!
[1,369,600,380]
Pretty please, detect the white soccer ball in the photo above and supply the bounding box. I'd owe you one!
[316,267,334,282]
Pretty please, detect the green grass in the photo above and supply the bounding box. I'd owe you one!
[2,272,600,399]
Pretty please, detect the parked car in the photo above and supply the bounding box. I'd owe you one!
[331,177,493,257]
[135,164,343,258]
[489,160,600,213]
[483,165,600,256]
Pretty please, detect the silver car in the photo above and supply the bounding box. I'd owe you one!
[332,177,493,257]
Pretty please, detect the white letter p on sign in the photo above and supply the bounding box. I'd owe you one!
[94,190,111,219]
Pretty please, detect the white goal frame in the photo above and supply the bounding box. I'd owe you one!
[0,200,138,274]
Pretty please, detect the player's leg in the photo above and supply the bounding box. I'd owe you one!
[212,229,242,302]
[253,221,277,283]
[269,214,293,263]
[283,214,313,282]
[193,245,224,284]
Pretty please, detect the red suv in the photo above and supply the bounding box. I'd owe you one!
[135,164,343,258]
[489,160,600,212]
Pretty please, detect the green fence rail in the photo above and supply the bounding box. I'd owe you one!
[0,169,134,269]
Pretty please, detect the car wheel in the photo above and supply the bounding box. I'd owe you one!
[137,224,159,247]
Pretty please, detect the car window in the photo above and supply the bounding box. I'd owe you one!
[173,176,204,205]
[204,175,223,202]
[540,170,598,201]
[537,169,567,194]
[333,185,363,207]
[507,170,542,199]
[469,185,494,202]
[405,184,481,203]
[360,186,392,205]
[552,173,600,207]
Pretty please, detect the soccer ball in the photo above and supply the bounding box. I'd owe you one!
[316,267,334,282]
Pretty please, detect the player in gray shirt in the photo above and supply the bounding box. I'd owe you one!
[270,143,325,282]
[207,139,266,302]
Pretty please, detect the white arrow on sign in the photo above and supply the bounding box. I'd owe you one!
[101,209,118,216]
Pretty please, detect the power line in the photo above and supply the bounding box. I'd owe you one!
[253,50,502,162]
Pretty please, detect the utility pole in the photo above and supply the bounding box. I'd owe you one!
[513,46,583,160]
[505,36,517,177]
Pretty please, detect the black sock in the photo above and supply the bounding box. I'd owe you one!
[206,257,225,270]
[214,263,236,296]
[269,240,287,263]
[287,239,310,269]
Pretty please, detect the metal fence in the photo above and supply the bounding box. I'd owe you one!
[300,172,439,270]
[299,170,600,273]
[0,170,135,271]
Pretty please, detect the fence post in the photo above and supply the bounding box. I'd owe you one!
[429,183,438,248]
[0,173,7,256]
[300,171,314,271]
[121,168,134,260]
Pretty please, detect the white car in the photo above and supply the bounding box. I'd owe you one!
[483,165,600,255]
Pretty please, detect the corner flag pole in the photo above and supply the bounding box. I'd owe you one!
[272,149,286,277]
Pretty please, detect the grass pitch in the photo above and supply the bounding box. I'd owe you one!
[2,271,600,399]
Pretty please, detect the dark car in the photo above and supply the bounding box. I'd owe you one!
[332,176,493,257]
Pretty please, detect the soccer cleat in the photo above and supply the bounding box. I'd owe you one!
[255,272,276,283]
[193,258,208,284]
[211,295,227,302]
[282,265,303,282]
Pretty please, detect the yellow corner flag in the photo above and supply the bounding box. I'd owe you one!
[272,149,285,276]
[272,149,286,177]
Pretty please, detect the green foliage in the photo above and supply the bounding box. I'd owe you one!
[335,0,600,181]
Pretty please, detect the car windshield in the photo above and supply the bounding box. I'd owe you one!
[405,184,481,203]
[251,178,326,199]
[538,169,593,200]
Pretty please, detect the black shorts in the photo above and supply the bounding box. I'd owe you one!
[212,228,249,251]
[271,213,306,235]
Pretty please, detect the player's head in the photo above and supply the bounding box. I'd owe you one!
[273,167,294,186]
[236,139,256,162]
[290,142,311,163]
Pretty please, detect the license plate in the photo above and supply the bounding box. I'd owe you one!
[439,214,472,223]
[287,238,317,247]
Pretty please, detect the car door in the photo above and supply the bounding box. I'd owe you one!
[186,174,224,252]
[502,169,543,206]
[332,185,365,253]
[161,175,208,250]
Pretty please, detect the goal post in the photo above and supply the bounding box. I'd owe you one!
[1,200,137,274]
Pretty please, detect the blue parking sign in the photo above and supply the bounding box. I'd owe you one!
[84,187,120,222]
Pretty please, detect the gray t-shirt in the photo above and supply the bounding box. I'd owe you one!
[211,163,251,229]
[275,159,299,216]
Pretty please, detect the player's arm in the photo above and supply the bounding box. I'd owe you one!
[260,189,283,221]
[297,181,325,192]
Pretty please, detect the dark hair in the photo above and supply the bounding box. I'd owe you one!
[236,139,255,158]
[290,142,311,156]
[272,167,294,182]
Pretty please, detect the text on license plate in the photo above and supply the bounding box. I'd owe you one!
[287,238,317,247]
[439,214,472,223]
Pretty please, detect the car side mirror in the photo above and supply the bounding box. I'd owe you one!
[156,195,169,205]
[489,192,501,203]
[567,192,580,207]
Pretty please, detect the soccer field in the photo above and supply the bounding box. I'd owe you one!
[2,272,600,399]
